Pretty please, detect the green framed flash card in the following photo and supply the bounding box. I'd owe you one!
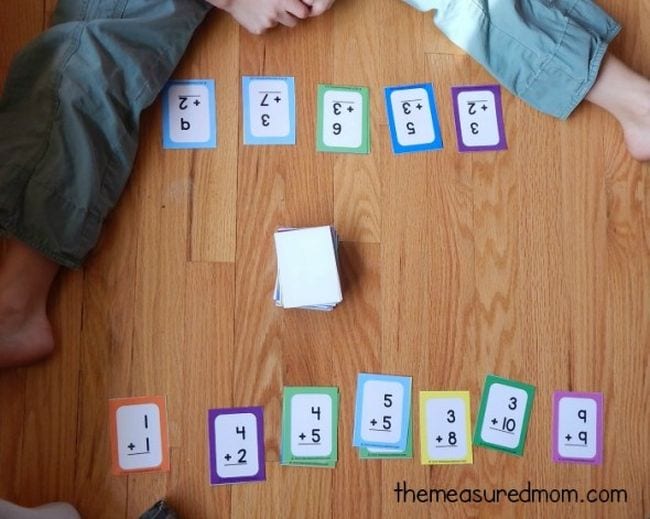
[316,84,370,154]
[280,386,339,467]
[473,374,535,456]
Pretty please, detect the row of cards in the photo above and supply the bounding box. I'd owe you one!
[162,78,507,154]
[108,375,603,485]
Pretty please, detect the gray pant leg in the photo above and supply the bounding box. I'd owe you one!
[0,0,211,267]
[430,0,620,118]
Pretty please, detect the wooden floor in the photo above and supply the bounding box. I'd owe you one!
[1,0,649,517]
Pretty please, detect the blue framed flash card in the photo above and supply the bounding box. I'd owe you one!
[384,83,443,154]
[353,373,412,450]
[242,76,296,145]
[162,79,217,149]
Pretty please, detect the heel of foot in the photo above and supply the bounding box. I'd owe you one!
[0,315,55,369]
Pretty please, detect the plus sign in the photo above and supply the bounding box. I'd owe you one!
[274,96,281,103]
[481,104,488,111]
[347,105,354,112]
[370,419,377,426]
[127,443,135,451]
[299,433,306,440]
[224,453,231,461]
[416,103,423,110]
[565,434,572,442]
[435,435,443,443]
[491,418,498,425]
[194,99,201,106]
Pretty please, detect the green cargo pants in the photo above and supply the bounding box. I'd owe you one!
[0,0,211,267]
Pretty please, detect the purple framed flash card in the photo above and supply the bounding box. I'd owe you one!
[451,85,507,152]
[208,406,266,485]
[552,392,603,465]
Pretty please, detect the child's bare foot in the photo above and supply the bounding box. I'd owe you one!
[0,302,54,368]
[586,54,650,161]
[619,100,650,162]
[0,499,80,519]
[0,239,59,369]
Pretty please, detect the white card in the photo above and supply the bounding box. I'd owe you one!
[557,397,598,460]
[290,394,333,458]
[479,383,528,449]
[274,226,342,309]
[425,397,469,462]
[214,412,260,479]
[168,83,210,143]
[456,90,499,147]
[360,380,404,444]
[322,90,363,148]
[163,81,216,148]
[389,87,435,147]
[248,79,290,138]
[116,403,163,471]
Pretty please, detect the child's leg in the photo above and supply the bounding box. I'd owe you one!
[0,239,58,368]
[586,54,650,161]
[0,0,211,367]
[429,0,649,160]
[0,500,80,519]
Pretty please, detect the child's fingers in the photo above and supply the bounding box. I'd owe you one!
[277,11,300,27]
[284,0,310,19]
[308,0,332,17]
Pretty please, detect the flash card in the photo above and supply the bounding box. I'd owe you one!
[281,387,339,467]
[353,373,412,450]
[451,85,507,152]
[316,84,369,154]
[474,375,535,456]
[384,83,443,154]
[420,391,473,465]
[242,76,295,145]
[208,407,265,485]
[162,80,216,149]
[552,392,603,464]
[109,396,170,475]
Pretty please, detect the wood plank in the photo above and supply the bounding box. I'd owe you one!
[0,0,43,88]
[379,50,476,518]
[189,11,239,262]
[16,271,82,506]
[331,243,382,518]
[72,179,139,517]
[233,11,335,466]
[125,96,190,517]
[331,0,381,243]
[167,261,234,516]
[0,0,43,500]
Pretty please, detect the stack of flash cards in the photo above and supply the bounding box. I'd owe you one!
[273,226,342,311]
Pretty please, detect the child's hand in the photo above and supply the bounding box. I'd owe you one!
[208,0,310,34]
[302,0,336,17]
